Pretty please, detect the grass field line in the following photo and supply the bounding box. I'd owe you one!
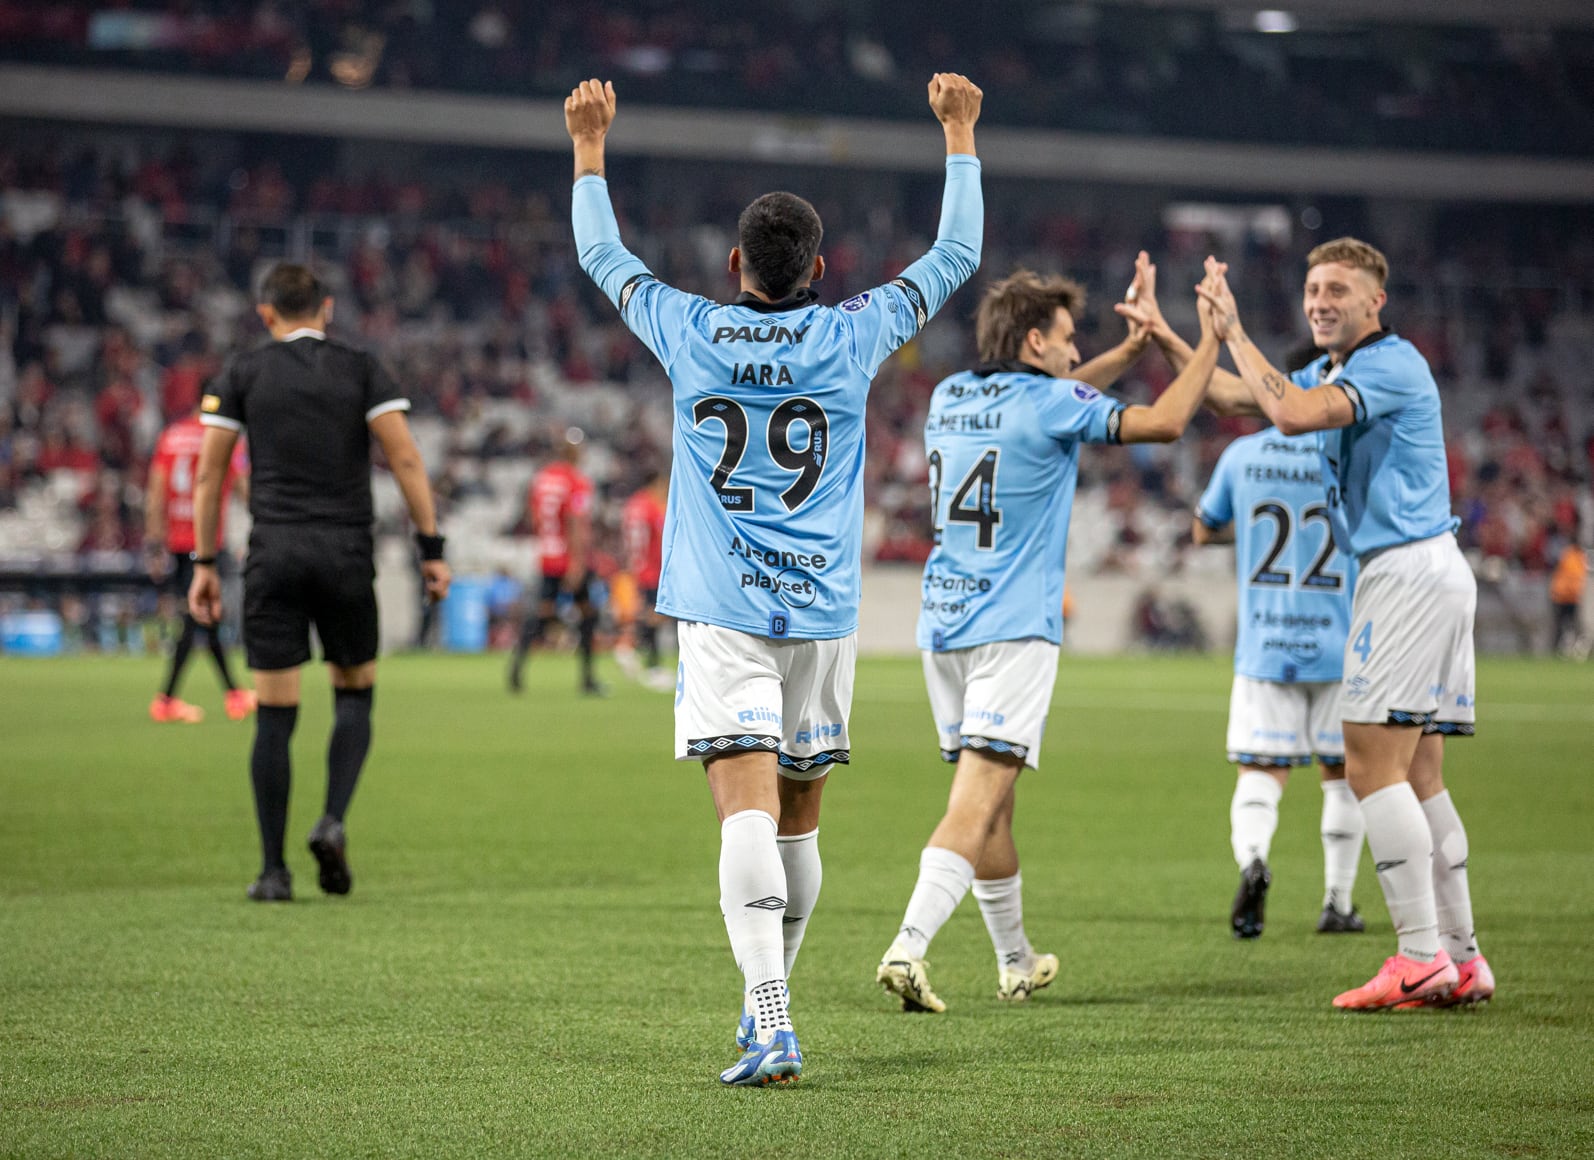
[857,684,1594,721]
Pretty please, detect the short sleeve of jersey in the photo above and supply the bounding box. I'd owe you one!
[363,355,410,423]
[619,277,701,371]
[841,279,930,377]
[1031,379,1125,445]
[569,480,594,518]
[200,360,244,431]
[1337,351,1422,424]
[1196,443,1239,529]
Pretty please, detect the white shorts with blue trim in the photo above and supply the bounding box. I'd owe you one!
[1341,534,1477,735]
[922,638,1059,770]
[1226,675,1344,767]
[673,620,854,779]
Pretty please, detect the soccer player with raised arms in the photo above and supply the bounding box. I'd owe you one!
[565,74,984,1083]
[875,266,1222,1013]
[1196,243,1491,1010]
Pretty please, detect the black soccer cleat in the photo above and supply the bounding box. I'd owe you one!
[247,866,293,902]
[1230,858,1271,939]
[581,678,609,698]
[507,659,525,694]
[1316,904,1366,934]
[307,815,352,896]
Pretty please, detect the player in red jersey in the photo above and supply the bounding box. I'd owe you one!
[614,465,671,690]
[145,409,254,723]
[507,428,604,695]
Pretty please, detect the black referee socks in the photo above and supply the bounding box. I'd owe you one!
[326,687,373,823]
[251,704,298,873]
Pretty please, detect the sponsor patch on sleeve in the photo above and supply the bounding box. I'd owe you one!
[201,395,221,413]
[1072,382,1103,402]
[839,291,871,313]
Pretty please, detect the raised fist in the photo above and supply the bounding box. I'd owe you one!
[928,73,983,128]
[565,78,616,142]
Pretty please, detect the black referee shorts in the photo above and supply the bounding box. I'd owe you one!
[243,524,378,671]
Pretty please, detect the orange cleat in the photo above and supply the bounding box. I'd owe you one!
[224,688,258,721]
[1396,954,1494,1009]
[149,694,205,724]
[1333,950,1457,1011]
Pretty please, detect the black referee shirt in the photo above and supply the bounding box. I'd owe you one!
[200,330,409,527]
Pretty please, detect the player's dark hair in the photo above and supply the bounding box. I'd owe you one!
[737,192,823,300]
[975,269,1085,362]
[258,263,327,320]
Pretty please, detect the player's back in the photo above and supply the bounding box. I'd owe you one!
[1294,334,1453,557]
[1199,429,1354,683]
[642,288,932,639]
[918,366,1124,652]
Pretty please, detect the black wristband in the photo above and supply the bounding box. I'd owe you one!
[415,532,446,562]
[191,553,218,566]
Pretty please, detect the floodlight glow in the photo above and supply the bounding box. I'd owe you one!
[1253,10,1298,33]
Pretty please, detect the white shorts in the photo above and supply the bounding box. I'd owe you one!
[1342,534,1477,735]
[674,620,855,779]
[1226,676,1344,767]
[922,638,1059,770]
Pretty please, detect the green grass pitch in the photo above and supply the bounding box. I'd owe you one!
[2,652,1591,1158]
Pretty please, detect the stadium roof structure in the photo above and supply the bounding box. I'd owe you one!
[1,63,1590,205]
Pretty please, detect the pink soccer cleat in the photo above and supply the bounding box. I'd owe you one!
[1333,950,1457,1011]
[224,688,258,721]
[1396,954,1494,1009]
[150,695,204,724]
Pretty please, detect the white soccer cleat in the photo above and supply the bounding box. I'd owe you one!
[643,667,676,694]
[997,952,1059,1002]
[877,942,946,1013]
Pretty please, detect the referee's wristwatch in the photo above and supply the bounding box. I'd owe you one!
[190,552,218,567]
[415,531,446,562]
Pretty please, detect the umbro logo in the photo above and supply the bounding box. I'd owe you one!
[781,914,804,925]
[746,896,787,911]
[1323,830,1356,841]
[1375,859,1407,873]
[1450,859,1468,871]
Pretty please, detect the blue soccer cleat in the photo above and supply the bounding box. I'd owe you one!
[735,1007,756,1052]
[719,1029,802,1087]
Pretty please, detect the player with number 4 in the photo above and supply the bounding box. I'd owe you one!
[568,73,984,1084]
[876,264,1224,1014]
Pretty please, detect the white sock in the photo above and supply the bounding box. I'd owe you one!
[1320,778,1366,913]
[1230,771,1283,868]
[971,872,1034,972]
[893,846,975,959]
[1359,783,1441,961]
[719,809,790,1038]
[1421,790,1480,964]
[776,829,822,978]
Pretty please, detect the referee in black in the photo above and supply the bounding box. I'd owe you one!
[189,263,451,902]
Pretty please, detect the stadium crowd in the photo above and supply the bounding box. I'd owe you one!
[0,136,1590,649]
[2,0,1592,155]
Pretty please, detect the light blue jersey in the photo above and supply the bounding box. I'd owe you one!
[1289,332,1458,559]
[1197,429,1355,684]
[916,364,1125,651]
[573,158,981,639]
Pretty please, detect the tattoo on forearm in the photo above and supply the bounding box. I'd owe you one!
[1261,372,1288,400]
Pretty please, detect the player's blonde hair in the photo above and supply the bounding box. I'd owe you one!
[974,269,1085,362]
[1306,237,1389,288]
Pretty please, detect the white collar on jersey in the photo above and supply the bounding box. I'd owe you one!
[279,327,326,342]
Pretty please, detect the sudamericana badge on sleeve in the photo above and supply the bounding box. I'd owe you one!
[839,292,871,313]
